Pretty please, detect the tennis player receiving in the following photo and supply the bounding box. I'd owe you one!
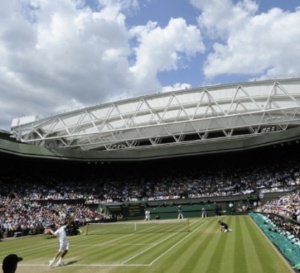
[218,220,232,233]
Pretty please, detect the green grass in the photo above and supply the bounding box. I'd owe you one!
[0,216,294,273]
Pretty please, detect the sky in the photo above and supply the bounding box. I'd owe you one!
[1,0,300,131]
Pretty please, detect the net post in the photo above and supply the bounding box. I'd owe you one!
[186,219,190,232]
[134,222,137,232]
[85,223,89,235]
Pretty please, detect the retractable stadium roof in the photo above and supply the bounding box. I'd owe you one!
[9,77,300,161]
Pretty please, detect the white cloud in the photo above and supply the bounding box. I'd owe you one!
[162,83,192,93]
[2,0,299,131]
[191,0,258,39]
[192,0,300,79]
[0,0,204,130]
[129,17,205,93]
[1,0,137,128]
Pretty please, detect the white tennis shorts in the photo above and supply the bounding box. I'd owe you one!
[59,241,69,252]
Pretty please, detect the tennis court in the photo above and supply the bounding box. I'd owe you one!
[0,216,295,273]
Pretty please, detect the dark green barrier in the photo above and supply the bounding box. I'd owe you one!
[148,204,216,219]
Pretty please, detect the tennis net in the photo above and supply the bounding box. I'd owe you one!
[84,219,190,235]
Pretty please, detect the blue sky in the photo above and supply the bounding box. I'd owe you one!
[1,0,300,131]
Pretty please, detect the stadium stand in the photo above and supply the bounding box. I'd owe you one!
[1,139,300,237]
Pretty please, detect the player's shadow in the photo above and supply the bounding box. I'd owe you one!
[65,260,78,266]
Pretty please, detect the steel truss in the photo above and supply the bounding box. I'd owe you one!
[10,78,300,152]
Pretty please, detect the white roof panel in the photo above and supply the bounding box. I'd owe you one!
[10,78,300,152]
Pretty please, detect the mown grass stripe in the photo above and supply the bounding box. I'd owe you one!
[108,219,210,273]
[218,216,236,272]
[204,217,233,273]
[247,216,295,273]
[1,216,296,273]
[239,216,264,273]
[149,218,213,273]
[148,219,209,273]
[185,218,223,273]
[145,221,201,264]
[233,215,248,273]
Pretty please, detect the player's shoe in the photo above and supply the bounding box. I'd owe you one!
[49,260,54,268]
[224,230,228,233]
[56,261,63,267]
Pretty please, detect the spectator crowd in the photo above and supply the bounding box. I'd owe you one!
[1,144,300,239]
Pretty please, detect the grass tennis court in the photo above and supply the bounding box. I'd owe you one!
[0,216,294,273]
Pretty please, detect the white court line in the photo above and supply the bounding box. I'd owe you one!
[19,263,150,267]
[120,231,178,265]
[149,220,209,265]
[86,232,136,245]
[13,219,210,268]
[1,233,85,257]
[77,243,155,246]
[121,219,208,265]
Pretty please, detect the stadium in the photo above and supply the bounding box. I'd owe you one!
[1,77,300,273]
